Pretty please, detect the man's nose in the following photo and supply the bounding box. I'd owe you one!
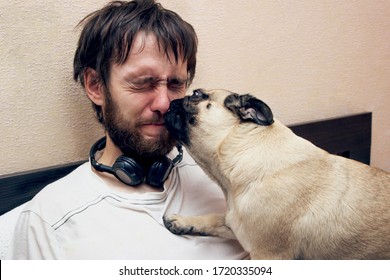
[150,84,171,114]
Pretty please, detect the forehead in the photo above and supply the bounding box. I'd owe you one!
[129,32,160,57]
[111,32,188,79]
[203,89,233,103]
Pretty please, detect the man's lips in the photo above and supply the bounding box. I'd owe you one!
[142,122,165,126]
[138,116,167,136]
[139,117,165,126]
[140,122,167,132]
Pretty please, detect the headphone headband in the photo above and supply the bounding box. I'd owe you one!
[90,137,183,188]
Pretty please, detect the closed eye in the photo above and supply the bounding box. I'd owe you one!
[125,77,187,93]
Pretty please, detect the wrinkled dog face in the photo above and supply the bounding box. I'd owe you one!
[164,89,274,154]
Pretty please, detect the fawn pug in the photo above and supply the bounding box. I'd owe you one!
[163,89,390,259]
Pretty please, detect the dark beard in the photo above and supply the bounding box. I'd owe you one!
[102,91,176,159]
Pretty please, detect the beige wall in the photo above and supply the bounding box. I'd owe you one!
[1,0,389,175]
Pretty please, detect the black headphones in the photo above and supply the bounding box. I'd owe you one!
[90,137,183,188]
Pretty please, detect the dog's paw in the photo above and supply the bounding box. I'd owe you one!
[163,214,207,236]
[163,214,194,235]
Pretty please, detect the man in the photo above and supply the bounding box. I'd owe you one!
[9,0,247,259]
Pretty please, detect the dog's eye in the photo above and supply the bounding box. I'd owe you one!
[206,103,212,109]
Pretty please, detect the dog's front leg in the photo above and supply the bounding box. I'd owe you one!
[163,213,236,240]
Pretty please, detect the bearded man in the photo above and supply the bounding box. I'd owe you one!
[9,0,247,259]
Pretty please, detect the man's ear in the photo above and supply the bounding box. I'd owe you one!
[224,93,274,126]
[84,68,104,106]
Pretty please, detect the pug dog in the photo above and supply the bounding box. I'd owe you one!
[163,88,390,259]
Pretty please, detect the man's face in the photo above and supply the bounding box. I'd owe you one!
[103,32,188,157]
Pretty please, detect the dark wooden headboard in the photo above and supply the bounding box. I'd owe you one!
[289,112,371,164]
[0,112,372,215]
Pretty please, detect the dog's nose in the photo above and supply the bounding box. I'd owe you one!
[193,88,203,96]
[192,89,208,101]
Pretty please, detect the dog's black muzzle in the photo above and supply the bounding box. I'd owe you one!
[164,98,191,146]
[164,89,209,146]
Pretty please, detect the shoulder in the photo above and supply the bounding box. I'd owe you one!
[22,162,102,225]
[31,162,93,198]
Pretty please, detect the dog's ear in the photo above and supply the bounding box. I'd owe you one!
[224,93,274,126]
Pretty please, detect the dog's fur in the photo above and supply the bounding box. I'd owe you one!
[163,89,390,259]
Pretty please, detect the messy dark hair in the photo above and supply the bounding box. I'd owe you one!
[73,0,198,123]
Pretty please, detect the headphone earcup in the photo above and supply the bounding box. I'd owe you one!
[146,157,172,188]
[112,156,145,186]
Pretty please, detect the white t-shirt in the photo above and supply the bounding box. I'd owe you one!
[8,150,247,259]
